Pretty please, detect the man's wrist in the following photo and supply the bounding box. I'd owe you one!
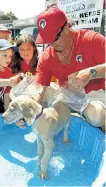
[89,68,97,79]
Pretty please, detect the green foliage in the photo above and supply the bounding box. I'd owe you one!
[0,11,18,20]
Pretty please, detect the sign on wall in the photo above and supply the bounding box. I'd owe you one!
[45,0,57,9]
[45,0,104,28]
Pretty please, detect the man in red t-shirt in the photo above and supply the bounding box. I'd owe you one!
[35,7,105,128]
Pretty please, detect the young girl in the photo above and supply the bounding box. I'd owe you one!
[12,34,38,75]
[0,39,20,111]
[12,34,57,80]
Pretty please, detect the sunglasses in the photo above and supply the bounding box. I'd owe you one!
[54,22,67,42]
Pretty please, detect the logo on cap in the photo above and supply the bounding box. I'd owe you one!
[76,55,83,63]
[39,19,46,29]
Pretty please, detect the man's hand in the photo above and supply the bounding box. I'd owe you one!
[68,69,92,91]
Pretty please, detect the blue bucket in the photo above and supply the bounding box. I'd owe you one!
[0,114,105,186]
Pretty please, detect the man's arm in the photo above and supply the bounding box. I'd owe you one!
[32,86,47,103]
[91,63,105,79]
[69,63,105,90]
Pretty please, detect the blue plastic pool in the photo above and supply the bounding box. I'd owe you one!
[0,114,105,186]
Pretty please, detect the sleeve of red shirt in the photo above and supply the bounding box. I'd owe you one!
[35,52,52,86]
[5,72,20,94]
[4,68,12,94]
[85,32,105,93]
[93,32,105,64]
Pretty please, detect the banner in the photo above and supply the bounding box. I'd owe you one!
[45,0,104,28]
[45,0,58,9]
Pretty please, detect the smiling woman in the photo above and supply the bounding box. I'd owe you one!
[11,35,38,75]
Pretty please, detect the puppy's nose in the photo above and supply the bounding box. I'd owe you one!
[2,114,4,118]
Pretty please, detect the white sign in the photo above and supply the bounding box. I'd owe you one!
[45,0,104,28]
[45,0,58,9]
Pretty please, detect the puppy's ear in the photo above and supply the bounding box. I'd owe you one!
[19,102,34,118]
[9,102,17,112]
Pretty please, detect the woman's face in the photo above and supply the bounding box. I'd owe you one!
[0,48,13,70]
[18,42,35,63]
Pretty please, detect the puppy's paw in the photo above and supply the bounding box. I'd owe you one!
[63,138,70,144]
[38,161,41,167]
[38,171,48,180]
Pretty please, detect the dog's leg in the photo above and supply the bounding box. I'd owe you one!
[63,119,70,144]
[37,137,44,166]
[39,138,54,180]
[4,93,10,111]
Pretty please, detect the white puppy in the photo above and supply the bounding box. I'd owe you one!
[2,95,71,179]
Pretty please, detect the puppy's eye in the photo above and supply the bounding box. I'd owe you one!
[9,105,15,112]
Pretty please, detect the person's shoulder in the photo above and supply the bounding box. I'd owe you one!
[5,67,12,73]
[0,67,11,74]
[5,67,12,76]
[80,29,104,40]
[77,29,105,47]
[0,67,12,78]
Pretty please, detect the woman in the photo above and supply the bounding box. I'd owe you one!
[12,34,57,81]
[12,34,38,75]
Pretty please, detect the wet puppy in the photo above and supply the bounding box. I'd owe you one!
[2,95,71,179]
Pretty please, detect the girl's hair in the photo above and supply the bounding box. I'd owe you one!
[12,34,38,74]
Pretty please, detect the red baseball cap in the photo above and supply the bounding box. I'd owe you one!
[0,24,11,33]
[36,7,67,44]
